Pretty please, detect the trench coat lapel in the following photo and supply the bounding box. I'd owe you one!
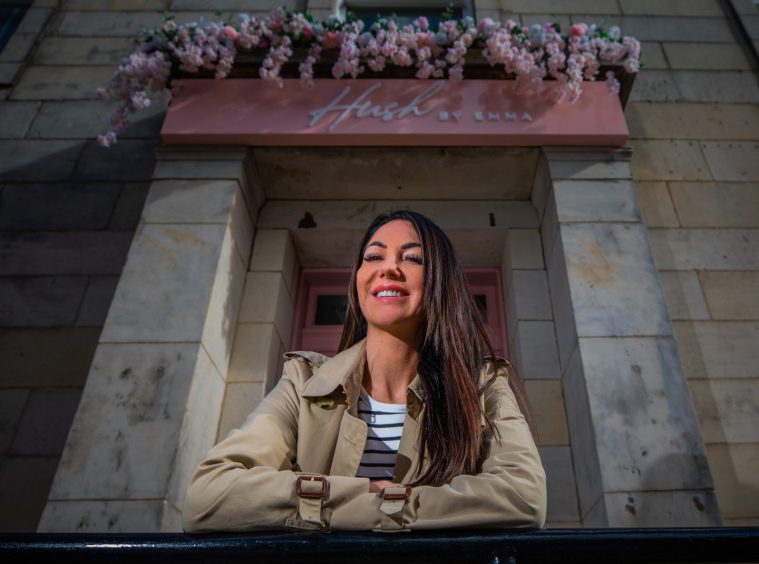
[298,340,369,477]
[394,413,421,483]
[330,411,368,476]
[394,376,425,483]
[300,340,366,400]
[299,339,430,481]
[328,345,367,477]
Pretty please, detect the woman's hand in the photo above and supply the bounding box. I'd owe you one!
[369,480,401,493]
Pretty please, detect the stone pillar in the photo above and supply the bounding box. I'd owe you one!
[38,147,261,532]
[218,229,300,441]
[538,148,721,527]
[502,223,580,526]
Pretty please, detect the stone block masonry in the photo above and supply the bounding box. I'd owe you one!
[0,0,757,531]
[616,0,759,524]
[38,148,259,532]
[541,148,720,526]
[0,0,176,533]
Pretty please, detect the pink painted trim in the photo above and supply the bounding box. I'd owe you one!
[465,268,508,359]
[290,269,350,351]
[162,79,628,147]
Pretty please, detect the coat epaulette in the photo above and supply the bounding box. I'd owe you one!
[283,350,331,369]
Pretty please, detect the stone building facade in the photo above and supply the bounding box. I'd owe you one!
[0,0,757,532]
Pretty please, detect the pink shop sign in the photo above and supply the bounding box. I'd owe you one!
[161,79,628,146]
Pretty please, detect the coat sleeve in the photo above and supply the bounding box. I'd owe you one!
[401,362,547,530]
[182,359,372,533]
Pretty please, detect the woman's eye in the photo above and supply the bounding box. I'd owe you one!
[363,254,382,262]
[404,254,423,264]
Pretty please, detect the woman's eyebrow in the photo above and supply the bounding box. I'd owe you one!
[365,241,422,250]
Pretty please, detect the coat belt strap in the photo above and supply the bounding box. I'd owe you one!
[295,475,328,527]
[377,486,410,532]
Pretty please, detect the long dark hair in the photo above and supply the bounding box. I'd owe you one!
[339,210,533,487]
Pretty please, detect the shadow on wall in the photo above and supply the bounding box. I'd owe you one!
[0,114,162,532]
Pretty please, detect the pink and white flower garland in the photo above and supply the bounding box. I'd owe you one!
[97,7,640,146]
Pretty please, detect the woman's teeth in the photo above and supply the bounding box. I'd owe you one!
[376,290,403,297]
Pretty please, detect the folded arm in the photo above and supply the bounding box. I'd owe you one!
[182,363,372,533]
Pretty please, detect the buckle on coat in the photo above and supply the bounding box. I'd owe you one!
[296,475,328,498]
[380,486,410,500]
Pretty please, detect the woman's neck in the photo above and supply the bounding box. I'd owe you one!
[363,326,420,404]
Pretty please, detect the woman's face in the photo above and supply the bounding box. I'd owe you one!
[356,219,425,338]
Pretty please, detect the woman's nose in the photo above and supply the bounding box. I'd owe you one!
[379,257,402,278]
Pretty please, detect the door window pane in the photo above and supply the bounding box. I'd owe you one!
[315,294,349,325]
[474,294,487,322]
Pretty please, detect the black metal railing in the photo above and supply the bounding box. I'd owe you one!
[2,527,758,563]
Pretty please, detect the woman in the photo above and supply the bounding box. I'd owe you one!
[183,210,546,532]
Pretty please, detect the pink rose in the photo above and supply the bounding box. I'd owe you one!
[322,30,340,49]
[416,16,429,31]
[478,18,495,33]
[569,23,588,37]
[221,26,238,40]
[302,26,314,41]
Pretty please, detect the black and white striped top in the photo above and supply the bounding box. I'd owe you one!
[355,389,407,479]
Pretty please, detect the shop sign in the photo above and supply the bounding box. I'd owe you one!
[161,79,628,146]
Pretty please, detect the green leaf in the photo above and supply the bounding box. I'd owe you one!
[441,1,455,20]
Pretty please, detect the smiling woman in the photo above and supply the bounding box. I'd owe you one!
[183,210,546,532]
[355,220,425,344]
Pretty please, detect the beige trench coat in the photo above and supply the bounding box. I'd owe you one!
[183,339,546,532]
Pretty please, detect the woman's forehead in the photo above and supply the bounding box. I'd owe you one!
[369,220,420,244]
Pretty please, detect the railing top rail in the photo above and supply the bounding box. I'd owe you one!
[2,527,759,563]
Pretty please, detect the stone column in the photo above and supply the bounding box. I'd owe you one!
[217,229,300,441]
[502,225,581,526]
[38,147,262,532]
[538,148,721,526]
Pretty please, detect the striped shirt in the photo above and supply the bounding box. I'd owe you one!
[356,388,407,479]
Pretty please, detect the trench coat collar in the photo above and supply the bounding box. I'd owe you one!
[298,338,426,417]
[299,339,365,409]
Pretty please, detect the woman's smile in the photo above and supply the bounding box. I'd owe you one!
[372,284,410,301]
